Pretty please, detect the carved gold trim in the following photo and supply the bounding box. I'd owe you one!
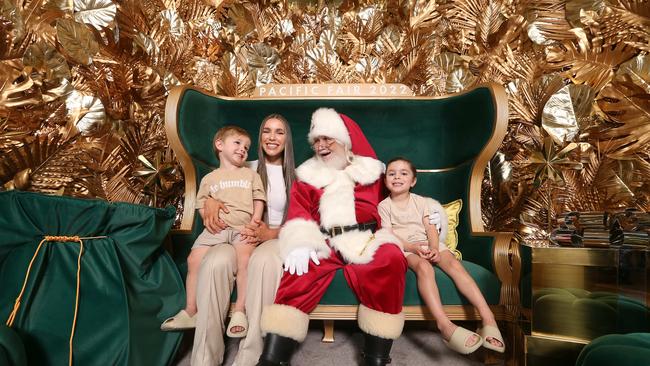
[307,304,511,322]
[164,86,197,232]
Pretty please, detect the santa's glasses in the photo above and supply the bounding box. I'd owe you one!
[311,136,336,150]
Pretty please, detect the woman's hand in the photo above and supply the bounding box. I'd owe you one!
[202,198,228,234]
[241,219,276,245]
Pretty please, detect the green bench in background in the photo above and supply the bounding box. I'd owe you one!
[165,83,521,363]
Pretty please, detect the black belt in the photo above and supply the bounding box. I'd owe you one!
[320,221,377,237]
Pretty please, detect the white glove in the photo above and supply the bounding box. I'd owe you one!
[283,247,321,276]
[429,209,442,232]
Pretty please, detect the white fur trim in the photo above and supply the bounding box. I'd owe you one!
[345,156,384,185]
[357,304,404,339]
[308,108,351,148]
[427,198,449,244]
[296,155,383,189]
[261,304,310,342]
[329,228,401,264]
[318,170,356,228]
[278,219,330,260]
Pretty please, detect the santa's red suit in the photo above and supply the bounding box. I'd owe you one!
[260,109,407,346]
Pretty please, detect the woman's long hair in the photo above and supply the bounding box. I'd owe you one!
[256,114,296,223]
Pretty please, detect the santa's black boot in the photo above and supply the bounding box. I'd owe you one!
[256,333,298,366]
[361,333,393,366]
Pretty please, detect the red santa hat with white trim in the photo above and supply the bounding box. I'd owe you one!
[308,108,377,159]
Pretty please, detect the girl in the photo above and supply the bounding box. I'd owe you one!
[378,157,505,355]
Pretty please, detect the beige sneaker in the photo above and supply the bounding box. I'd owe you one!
[160,310,196,331]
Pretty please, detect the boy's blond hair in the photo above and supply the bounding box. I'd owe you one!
[213,125,251,157]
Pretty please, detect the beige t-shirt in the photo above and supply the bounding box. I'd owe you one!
[196,167,266,229]
[378,193,448,251]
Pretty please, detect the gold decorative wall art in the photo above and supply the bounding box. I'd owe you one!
[1,0,648,234]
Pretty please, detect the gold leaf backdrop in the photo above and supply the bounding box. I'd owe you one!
[1,0,649,236]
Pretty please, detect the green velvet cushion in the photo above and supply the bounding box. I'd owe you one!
[0,191,184,366]
[575,333,650,366]
[319,261,500,305]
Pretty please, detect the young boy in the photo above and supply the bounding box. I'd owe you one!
[161,126,266,338]
[378,157,505,355]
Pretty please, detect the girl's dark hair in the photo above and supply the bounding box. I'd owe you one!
[256,114,296,223]
[386,157,417,178]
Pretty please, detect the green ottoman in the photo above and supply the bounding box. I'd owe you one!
[575,333,650,366]
[0,191,184,366]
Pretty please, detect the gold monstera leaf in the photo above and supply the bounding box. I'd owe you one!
[23,41,71,80]
[0,62,40,110]
[56,18,100,65]
[65,90,108,136]
[73,0,117,30]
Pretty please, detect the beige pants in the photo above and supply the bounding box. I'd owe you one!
[191,239,282,366]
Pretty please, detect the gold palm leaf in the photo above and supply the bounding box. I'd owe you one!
[522,136,583,186]
[547,42,636,91]
[526,11,575,45]
[597,78,650,156]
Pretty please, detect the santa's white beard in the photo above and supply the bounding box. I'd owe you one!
[318,151,349,170]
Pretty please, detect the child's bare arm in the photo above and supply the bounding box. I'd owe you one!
[422,215,441,262]
[252,199,265,223]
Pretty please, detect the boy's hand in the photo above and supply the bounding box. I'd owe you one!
[203,198,229,234]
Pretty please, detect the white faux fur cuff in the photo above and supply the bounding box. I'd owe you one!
[357,304,404,340]
[277,218,330,260]
[260,304,310,342]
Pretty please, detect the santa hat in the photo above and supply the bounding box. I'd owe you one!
[308,108,377,159]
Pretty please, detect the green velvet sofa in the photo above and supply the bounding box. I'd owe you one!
[164,83,520,359]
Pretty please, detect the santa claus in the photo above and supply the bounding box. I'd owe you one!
[257,108,407,366]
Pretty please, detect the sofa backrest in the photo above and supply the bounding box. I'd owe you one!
[165,84,508,267]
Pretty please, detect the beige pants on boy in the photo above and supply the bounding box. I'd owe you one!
[191,239,282,366]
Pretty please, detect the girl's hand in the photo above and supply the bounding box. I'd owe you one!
[415,244,433,260]
[203,198,229,234]
[428,248,441,263]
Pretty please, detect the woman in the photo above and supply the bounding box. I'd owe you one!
[191,114,296,366]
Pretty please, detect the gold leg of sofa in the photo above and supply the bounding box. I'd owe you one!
[322,319,335,343]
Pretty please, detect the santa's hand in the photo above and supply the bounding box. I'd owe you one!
[284,247,320,276]
[428,207,442,231]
